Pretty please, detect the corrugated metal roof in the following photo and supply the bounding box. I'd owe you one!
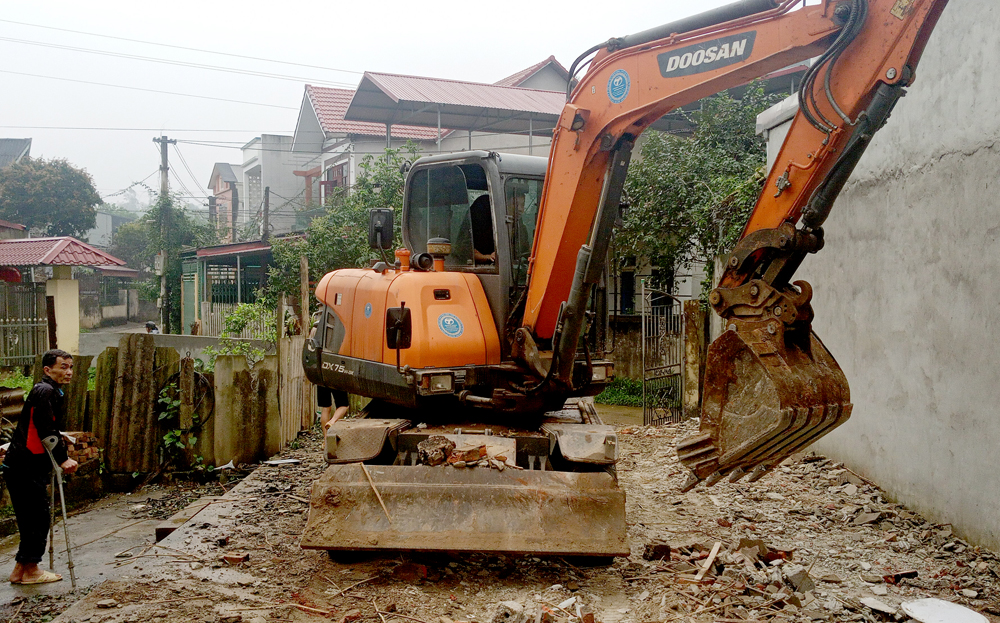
[0,237,127,267]
[0,139,31,168]
[344,72,564,134]
[494,55,569,88]
[305,86,440,140]
[97,265,139,278]
[195,240,271,259]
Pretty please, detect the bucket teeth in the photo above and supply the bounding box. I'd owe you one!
[703,471,725,487]
[747,464,771,482]
[679,472,701,492]
[728,467,746,483]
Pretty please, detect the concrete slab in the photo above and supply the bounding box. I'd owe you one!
[0,494,159,602]
[154,496,222,542]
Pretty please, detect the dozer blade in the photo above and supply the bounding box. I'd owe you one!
[301,464,628,557]
[677,328,851,489]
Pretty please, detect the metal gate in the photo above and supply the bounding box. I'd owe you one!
[0,282,48,367]
[641,282,685,425]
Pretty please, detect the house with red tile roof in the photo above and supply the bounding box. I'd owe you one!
[0,236,134,355]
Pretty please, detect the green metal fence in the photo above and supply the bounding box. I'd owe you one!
[0,282,48,368]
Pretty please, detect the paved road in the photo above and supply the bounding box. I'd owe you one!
[0,494,159,602]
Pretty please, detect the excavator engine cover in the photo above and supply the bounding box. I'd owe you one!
[677,327,851,488]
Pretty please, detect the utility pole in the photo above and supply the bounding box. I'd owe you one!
[262,186,270,241]
[153,135,176,333]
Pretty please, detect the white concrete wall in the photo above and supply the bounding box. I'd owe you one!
[773,0,1000,549]
[46,267,79,355]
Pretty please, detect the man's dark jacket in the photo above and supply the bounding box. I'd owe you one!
[3,376,69,471]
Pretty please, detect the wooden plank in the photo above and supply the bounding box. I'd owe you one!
[196,371,215,466]
[108,334,135,472]
[125,335,154,473]
[92,346,118,454]
[277,335,313,447]
[695,541,722,581]
[145,346,178,472]
[178,357,194,431]
[62,354,92,431]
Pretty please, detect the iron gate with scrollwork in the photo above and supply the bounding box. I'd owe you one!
[0,282,48,368]
[641,282,685,425]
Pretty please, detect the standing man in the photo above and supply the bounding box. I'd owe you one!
[4,349,78,584]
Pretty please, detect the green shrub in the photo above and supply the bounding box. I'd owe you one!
[0,370,33,394]
[595,377,643,407]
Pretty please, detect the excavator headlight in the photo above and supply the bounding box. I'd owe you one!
[425,373,454,394]
[591,363,613,382]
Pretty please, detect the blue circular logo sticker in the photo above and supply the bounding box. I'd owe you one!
[607,69,630,104]
[364,303,373,319]
[437,313,464,338]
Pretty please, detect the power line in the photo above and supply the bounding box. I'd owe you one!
[0,69,298,110]
[101,170,160,198]
[172,144,208,196]
[169,167,203,201]
[0,36,357,87]
[0,18,364,77]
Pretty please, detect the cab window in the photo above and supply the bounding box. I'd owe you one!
[506,177,543,285]
[405,164,496,271]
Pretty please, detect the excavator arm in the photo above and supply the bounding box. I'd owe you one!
[518,0,949,485]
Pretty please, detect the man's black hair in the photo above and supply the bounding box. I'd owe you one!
[42,349,72,368]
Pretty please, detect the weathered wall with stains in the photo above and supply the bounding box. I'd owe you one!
[766,0,1000,549]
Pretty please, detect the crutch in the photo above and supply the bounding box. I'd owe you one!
[48,472,55,569]
[41,435,76,589]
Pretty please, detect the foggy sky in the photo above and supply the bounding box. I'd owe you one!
[0,0,737,210]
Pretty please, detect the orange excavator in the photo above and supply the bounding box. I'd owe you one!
[301,0,949,556]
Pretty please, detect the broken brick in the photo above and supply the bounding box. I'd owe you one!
[338,609,362,623]
[642,539,672,561]
[418,436,456,466]
[392,562,428,582]
[448,445,487,464]
[883,570,918,584]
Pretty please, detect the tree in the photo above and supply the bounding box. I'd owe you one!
[617,82,781,291]
[108,195,217,332]
[267,144,417,304]
[0,157,101,237]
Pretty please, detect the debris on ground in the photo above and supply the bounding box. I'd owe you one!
[4,418,1000,623]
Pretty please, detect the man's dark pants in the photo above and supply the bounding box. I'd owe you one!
[5,464,51,565]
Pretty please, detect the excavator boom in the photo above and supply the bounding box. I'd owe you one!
[519,0,949,486]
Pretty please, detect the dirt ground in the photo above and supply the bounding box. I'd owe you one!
[6,417,999,623]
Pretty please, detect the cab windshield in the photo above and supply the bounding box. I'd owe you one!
[405,163,495,270]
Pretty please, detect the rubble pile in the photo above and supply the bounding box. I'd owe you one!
[617,420,1000,621]
[417,435,520,470]
[14,418,1000,623]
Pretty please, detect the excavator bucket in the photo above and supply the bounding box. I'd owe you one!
[677,328,852,489]
[300,464,628,556]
